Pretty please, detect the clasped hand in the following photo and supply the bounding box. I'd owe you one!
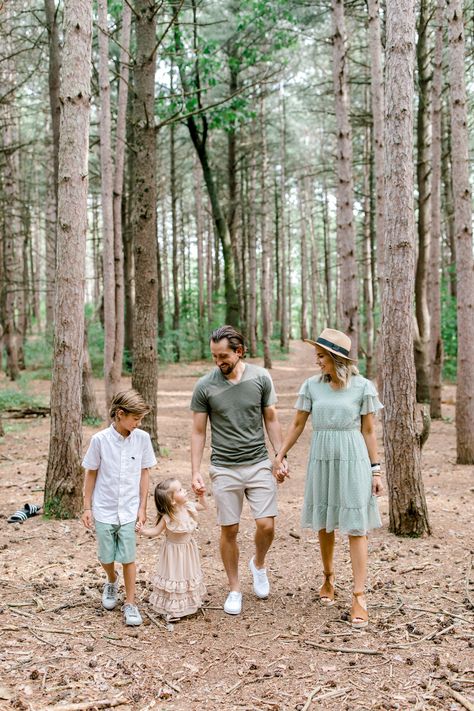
[272,457,289,484]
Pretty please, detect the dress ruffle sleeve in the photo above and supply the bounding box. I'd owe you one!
[185,501,199,521]
[360,379,384,415]
[294,378,313,413]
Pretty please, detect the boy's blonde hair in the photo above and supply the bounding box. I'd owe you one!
[109,389,150,419]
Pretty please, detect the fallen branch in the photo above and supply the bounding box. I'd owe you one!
[304,640,382,655]
[301,685,322,711]
[444,685,474,711]
[3,406,50,418]
[46,696,127,711]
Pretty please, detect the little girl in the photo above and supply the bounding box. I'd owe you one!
[138,478,206,621]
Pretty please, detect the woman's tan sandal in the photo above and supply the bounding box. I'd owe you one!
[319,571,335,606]
[351,592,368,628]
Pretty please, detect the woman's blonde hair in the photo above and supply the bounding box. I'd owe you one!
[321,352,359,388]
[109,389,150,419]
[153,478,178,524]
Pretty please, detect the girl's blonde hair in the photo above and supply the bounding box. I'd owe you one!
[109,389,150,419]
[321,352,359,388]
[153,478,178,524]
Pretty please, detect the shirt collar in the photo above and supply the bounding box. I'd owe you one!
[109,423,133,442]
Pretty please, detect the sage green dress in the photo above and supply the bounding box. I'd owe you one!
[295,374,383,536]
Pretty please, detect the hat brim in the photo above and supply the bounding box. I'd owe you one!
[303,339,358,362]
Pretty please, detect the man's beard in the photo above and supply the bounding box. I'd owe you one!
[219,360,238,376]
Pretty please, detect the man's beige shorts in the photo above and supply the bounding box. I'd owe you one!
[208,458,278,526]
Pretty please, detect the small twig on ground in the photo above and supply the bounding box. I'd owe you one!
[465,554,474,608]
[304,641,382,655]
[46,697,127,711]
[406,606,473,624]
[144,609,168,629]
[301,685,322,711]
[444,685,474,711]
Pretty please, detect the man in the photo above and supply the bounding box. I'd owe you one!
[191,325,288,615]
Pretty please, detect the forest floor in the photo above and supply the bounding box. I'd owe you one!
[0,341,473,711]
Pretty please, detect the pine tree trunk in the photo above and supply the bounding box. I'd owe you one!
[413,0,432,406]
[111,0,130,391]
[248,155,258,357]
[82,326,100,420]
[131,0,159,452]
[382,0,430,536]
[170,120,180,361]
[279,94,289,350]
[305,177,319,339]
[298,180,309,341]
[1,6,23,380]
[331,0,358,356]
[446,0,474,464]
[98,0,118,408]
[367,0,385,293]
[44,0,61,329]
[363,126,375,380]
[260,95,272,368]
[428,0,444,419]
[44,0,92,517]
[194,159,206,358]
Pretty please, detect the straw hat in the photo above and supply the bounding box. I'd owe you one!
[304,328,357,361]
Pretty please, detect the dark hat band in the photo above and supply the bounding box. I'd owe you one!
[316,337,350,358]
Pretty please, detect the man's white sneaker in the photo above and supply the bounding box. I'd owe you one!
[224,591,242,615]
[101,573,119,610]
[249,557,269,599]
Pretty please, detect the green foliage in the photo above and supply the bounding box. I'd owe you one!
[83,416,103,426]
[0,389,46,412]
[24,333,53,379]
[43,497,73,520]
[440,276,457,382]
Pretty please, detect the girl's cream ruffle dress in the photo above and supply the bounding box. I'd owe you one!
[149,502,206,619]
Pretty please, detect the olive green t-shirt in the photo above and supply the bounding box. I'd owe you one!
[190,363,277,466]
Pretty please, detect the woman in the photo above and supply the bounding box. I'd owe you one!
[274,328,383,628]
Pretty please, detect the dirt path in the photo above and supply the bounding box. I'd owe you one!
[0,342,473,710]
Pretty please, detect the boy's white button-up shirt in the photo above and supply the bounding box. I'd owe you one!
[82,425,157,525]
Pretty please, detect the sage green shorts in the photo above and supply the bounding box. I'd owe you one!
[95,521,136,564]
[208,458,278,526]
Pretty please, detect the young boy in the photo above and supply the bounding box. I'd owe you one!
[81,389,157,626]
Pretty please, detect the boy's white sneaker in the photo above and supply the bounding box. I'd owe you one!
[122,603,143,626]
[102,573,119,610]
[224,591,242,615]
[249,557,270,599]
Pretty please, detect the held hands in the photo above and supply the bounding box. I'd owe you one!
[272,455,289,484]
[135,507,147,533]
[192,473,206,496]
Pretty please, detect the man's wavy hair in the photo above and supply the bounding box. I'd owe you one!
[210,325,248,359]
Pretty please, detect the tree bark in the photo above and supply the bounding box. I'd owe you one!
[260,94,272,368]
[413,0,432,405]
[82,326,100,420]
[44,0,61,329]
[111,0,130,392]
[382,0,431,536]
[44,0,92,517]
[331,0,358,356]
[131,0,159,452]
[367,0,385,295]
[446,0,474,464]
[247,154,258,357]
[298,179,309,341]
[279,92,288,350]
[98,0,119,408]
[363,125,375,380]
[170,119,180,361]
[428,0,444,419]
